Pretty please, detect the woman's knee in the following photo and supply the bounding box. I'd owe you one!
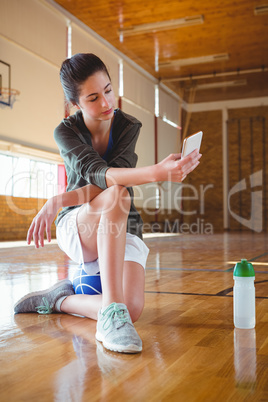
[103,185,131,215]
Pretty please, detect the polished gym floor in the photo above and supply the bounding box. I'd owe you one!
[1,232,267,401]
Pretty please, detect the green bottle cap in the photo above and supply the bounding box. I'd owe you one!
[233,259,255,277]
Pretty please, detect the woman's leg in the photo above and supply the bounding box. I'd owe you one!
[123,261,145,323]
[60,261,145,321]
[60,294,102,320]
[61,189,146,353]
[61,261,145,321]
[61,185,131,318]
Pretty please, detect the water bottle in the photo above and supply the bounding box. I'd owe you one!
[233,259,255,329]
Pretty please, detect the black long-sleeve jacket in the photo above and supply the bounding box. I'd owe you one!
[54,108,144,239]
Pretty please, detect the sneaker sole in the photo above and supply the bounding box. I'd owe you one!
[14,279,73,313]
[95,331,142,354]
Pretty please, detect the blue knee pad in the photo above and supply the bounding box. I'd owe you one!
[73,264,102,295]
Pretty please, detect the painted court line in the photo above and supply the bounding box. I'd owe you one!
[225,252,268,272]
[145,279,268,299]
[146,267,225,272]
[146,266,268,274]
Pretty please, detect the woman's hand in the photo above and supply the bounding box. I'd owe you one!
[26,184,104,248]
[27,197,59,248]
[155,149,202,182]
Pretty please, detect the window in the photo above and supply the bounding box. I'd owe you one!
[0,153,59,199]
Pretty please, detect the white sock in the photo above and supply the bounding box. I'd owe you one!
[55,296,68,312]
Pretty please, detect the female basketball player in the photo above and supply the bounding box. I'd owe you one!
[14,53,201,353]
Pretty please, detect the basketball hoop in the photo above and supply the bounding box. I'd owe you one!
[0,87,20,108]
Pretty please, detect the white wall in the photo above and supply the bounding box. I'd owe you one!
[121,98,156,209]
[0,37,64,152]
[157,118,181,210]
[0,0,67,152]
[0,0,66,66]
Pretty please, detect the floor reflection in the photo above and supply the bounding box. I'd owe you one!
[12,313,145,401]
[1,234,267,401]
[234,328,257,389]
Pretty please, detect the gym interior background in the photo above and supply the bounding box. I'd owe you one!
[1,2,268,401]
[1,0,268,241]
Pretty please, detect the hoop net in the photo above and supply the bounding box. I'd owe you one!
[0,87,20,108]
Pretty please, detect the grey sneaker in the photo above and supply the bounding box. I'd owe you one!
[95,303,142,354]
[14,279,74,314]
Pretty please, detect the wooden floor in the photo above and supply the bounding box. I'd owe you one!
[1,232,268,401]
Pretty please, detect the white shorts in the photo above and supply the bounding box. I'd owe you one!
[56,206,149,274]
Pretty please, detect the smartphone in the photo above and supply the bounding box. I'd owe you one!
[181,131,203,158]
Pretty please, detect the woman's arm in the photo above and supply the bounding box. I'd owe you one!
[27,184,103,248]
[28,150,201,248]
[106,150,201,187]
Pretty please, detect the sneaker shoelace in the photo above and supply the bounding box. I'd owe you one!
[35,297,53,314]
[102,303,129,330]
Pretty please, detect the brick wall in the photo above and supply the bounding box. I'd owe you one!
[140,109,223,234]
[182,109,223,233]
[139,105,268,234]
[228,106,268,231]
[0,195,57,241]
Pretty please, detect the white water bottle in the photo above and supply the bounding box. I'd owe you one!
[233,259,255,329]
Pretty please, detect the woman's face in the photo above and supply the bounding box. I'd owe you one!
[77,71,116,123]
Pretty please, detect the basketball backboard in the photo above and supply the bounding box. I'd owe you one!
[0,60,19,107]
